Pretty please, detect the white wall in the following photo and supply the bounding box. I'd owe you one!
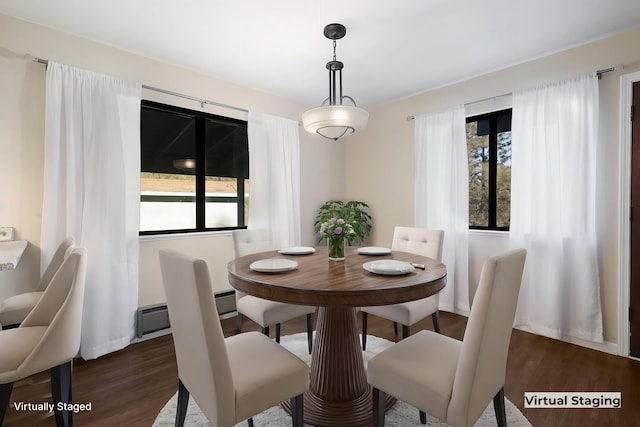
[0,13,344,307]
[3,12,639,347]
[345,27,640,345]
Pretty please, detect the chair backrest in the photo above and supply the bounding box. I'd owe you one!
[447,248,526,427]
[232,229,280,258]
[391,227,444,261]
[19,248,87,378]
[37,237,75,291]
[231,229,280,300]
[159,250,235,427]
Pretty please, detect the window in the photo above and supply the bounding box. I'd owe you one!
[140,101,249,234]
[466,109,512,230]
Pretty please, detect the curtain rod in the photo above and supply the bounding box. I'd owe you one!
[25,54,249,113]
[406,65,621,122]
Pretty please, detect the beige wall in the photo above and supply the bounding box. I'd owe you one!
[0,13,344,307]
[345,27,640,345]
[3,11,639,348]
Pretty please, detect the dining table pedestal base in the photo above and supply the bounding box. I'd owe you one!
[283,306,395,426]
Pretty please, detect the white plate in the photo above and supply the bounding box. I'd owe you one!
[363,260,414,276]
[250,258,299,273]
[357,246,392,255]
[278,246,316,255]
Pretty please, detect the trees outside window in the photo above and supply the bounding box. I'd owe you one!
[466,109,511,230]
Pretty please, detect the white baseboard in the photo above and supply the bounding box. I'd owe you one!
[447,309,619,356]
[514,324,618,355]
[130,327,172,344]
[131,309,622,357]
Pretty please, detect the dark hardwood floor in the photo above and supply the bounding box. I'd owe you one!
[4,311,640,426]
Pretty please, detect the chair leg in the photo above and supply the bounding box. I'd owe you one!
[262,325,270,337]
[236,313,244,334]
[419,410,427,424]
[372,387,386,427]
[432,311,441,333]
[247,417,254,427]
[290,393,304,427]
[362,312,368,350]
[275,323,281,343]
[176,379,190,427]
[51,360,72,427]
[306,313,313,354]
[0,382,14,426]
[402,324,410,339]
[493,387,507,427]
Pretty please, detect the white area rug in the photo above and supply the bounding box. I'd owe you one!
[154,333,531,426]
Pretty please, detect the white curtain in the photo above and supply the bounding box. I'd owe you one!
[42,62,141,359]
[510,73,603,343]
[414,106,470,314]
[247,112,301,247]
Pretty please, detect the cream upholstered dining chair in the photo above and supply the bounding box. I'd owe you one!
[232,229,315,354]
[0,237,74,329]
[0,247,87,427]
[367,248,526,427]
[159,250,309,427]
[361,227,444,350]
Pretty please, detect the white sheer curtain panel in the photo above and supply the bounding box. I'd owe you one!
[247,112,301,247]
[41,62,141,359]
[414,106,470,314]
[510,73,603,343]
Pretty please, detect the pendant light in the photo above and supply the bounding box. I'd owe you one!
[302,23,369,141]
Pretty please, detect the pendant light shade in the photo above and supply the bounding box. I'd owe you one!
[302,23,368,141]
[302,105,369,141]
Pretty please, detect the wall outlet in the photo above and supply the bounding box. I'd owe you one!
[0,227,14,241]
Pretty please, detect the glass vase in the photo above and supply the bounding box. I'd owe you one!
[328,237,345,261]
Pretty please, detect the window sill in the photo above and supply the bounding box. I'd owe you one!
[139,230,233,242]
[468,229,510,238]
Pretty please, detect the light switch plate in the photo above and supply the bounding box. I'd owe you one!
[0,227,14,241]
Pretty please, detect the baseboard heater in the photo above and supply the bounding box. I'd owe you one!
[136,290,237,337]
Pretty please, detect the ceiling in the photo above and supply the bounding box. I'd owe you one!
[2,0,640,108]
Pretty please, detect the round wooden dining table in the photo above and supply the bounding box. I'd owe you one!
[227,246,446,426]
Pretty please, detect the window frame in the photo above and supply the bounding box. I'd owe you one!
[139,100,249,236]
[466,108,512,232]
